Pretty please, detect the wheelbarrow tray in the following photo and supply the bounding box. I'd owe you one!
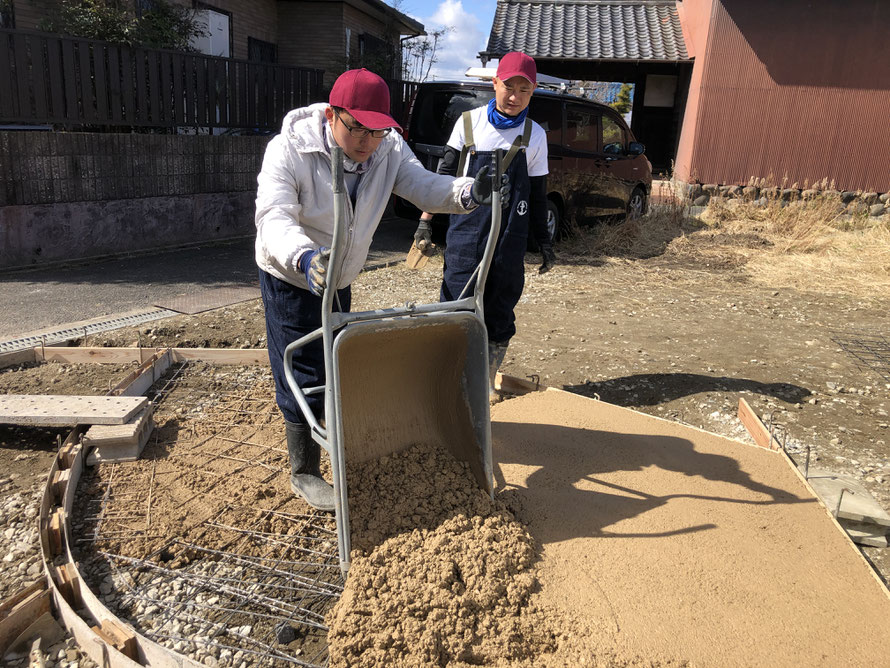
[331,310,493,496]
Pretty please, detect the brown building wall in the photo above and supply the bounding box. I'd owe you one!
[9,0,61,30]
[343,2,396,69]
[674,0,890,192]
[198,0,278,60]
[278,1,346,88]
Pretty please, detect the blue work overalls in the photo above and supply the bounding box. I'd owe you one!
[441,121,532,344]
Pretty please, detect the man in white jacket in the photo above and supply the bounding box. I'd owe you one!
[255,68,505,511]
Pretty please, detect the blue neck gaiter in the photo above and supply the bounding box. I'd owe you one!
[487,98,528,129]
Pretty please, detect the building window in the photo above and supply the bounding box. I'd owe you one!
[1,1,15,28]
[248,37,277,63]
[359,33,397,78]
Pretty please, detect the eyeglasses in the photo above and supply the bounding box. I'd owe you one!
[334,110,391,138]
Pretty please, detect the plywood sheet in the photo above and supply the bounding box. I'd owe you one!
[0,395,148,426]
[491,391,890,667]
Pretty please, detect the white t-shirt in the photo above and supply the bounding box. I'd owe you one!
[446,105,549,178]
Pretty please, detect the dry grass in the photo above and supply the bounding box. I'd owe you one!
[701,193,890,295]
[746,222,890,295]
[554,185,890,298]
[559,183,697,261]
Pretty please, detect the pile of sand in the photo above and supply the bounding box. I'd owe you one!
[326,444,560,667]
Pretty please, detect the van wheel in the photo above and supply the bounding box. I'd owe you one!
[627,187,647,219]
[546,200,561,241]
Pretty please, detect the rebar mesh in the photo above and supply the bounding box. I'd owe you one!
[830,330,890,383]
[72,361,343,667]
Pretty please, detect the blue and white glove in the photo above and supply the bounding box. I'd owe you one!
[298,247,331,297]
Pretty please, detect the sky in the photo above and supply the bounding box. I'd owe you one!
[396,0,499,80]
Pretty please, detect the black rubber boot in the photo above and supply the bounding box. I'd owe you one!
[285,420,335,511]
[488,341,508,404]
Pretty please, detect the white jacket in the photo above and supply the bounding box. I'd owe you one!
[255,103,474,290]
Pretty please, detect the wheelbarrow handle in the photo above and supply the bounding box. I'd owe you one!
[281,147,348,443]
[323,146,347,319]
[470,148,504,316]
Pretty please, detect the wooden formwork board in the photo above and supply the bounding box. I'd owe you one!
[737,397,783,450]
[110,350,173,398]
[50,581,191,668]
[41,420,203,668]
[0,348,37,370]
[169,347,270,365]
[0,582,51,657]
[1,346,270,368]
[39,347,163,365]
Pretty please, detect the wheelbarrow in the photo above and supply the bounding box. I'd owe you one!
[283,146,505,575]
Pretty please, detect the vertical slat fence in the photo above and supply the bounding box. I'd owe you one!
[0,28,324,130]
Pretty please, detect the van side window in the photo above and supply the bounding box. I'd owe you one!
[528,98,563,147]
[566,108,597,153]
[602,115,626,155]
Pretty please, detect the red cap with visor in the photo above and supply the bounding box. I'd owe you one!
[496,51,537,86]
[328,68,402,132]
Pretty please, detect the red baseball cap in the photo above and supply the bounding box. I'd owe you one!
[496,52,537,86]
[329,68,402,132]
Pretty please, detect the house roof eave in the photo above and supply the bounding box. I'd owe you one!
[279,0,425,36]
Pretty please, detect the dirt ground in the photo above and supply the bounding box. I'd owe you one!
[1,201,889,664]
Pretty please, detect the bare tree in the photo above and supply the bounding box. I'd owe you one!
[401,27,452,82]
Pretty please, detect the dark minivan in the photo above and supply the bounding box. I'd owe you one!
[395,80,652,241]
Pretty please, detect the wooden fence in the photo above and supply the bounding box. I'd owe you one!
[0,29,325,130]
[390,79,419,129]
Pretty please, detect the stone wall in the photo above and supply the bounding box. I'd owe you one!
[675,179,890,218]
[0,131,270,269]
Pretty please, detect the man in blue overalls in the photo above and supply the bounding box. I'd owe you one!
[416,51,556,401]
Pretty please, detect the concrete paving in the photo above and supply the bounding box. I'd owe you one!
[0,216,414,342]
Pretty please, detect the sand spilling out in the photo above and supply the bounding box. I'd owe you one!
[326,444,561,667]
